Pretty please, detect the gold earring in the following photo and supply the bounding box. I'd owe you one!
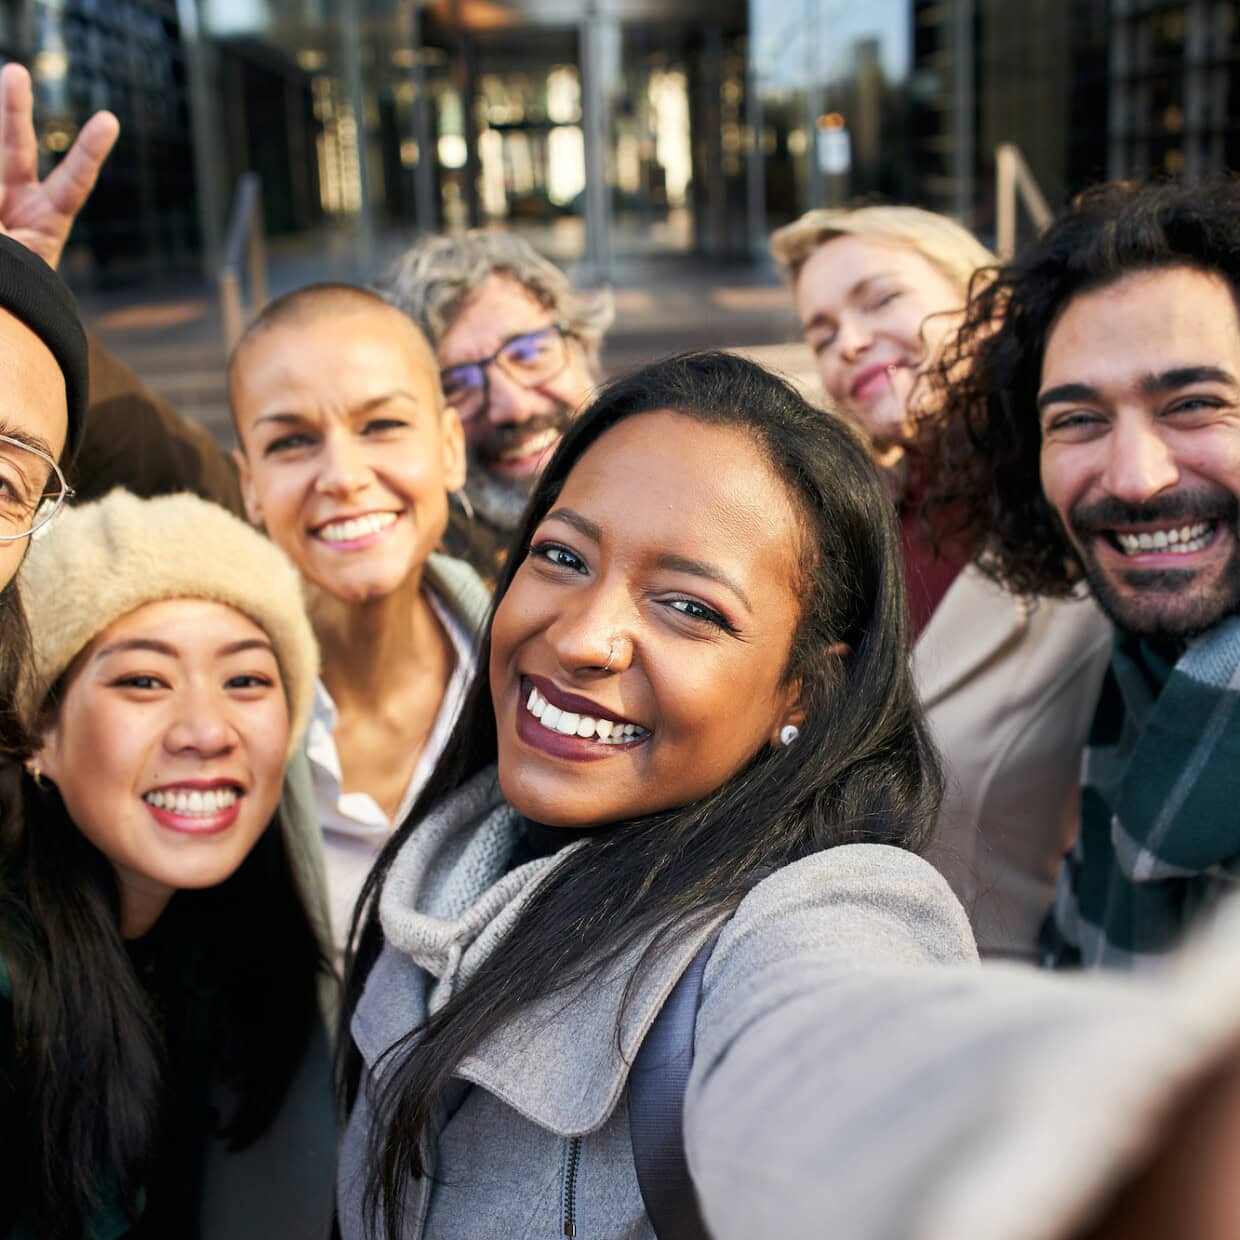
[26,762,47,788]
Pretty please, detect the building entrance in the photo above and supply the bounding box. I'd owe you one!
[421,2,746,276]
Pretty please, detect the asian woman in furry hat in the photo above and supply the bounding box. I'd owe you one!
[0,490,334,1240]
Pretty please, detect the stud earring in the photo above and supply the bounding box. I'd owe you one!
[779,724,800,747]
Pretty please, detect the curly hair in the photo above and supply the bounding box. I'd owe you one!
[920,177,1240,598]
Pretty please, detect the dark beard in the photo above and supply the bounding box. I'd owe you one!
[466,404,575,531]
[1068,489,1240,642]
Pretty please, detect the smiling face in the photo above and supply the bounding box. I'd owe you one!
[1038,266,1240,640]
[35,599,290,938]
[796,234,964,456]
[488,410,806,828]
[437,273,593,508]
[0,305,68,591]
[232,304,465,605]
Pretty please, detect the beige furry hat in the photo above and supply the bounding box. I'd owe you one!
[17,489,318,754]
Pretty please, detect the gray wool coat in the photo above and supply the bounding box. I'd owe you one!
[339,768,1240,1240]
[338,768,976,1239]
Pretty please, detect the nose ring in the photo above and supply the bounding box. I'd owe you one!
[603,641,617,673]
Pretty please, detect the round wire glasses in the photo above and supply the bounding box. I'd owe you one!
[0,431,73,542]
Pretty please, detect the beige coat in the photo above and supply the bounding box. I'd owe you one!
[916,565,1112,960]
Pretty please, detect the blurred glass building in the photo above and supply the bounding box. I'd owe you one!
[10,0,1240,282]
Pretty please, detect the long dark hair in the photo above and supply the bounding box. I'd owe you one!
[0,766,324,1236]
[920,176,1240,597]
[342,351,942,1238]
[0,581,33,756]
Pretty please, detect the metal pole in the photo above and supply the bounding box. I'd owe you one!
[1183,0,1207,179]
[175,0,224,279]
[951,0,975,228]
[407,0,437,233]
[745,0,767,261]
[995,142,1052,259]
[704,24,726,253]
[341,0,376,274]
[1106,9,1128,181]
[995,144,1015,259]
[804,0,823,210]
[220,269,243,353]
[580,10,612,283]
[248,191,268,314]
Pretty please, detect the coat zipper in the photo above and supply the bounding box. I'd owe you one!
[562,1136,582,1237]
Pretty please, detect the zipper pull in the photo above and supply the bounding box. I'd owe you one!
[562,1134,582,1237]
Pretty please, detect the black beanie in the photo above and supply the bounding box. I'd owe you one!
[0,233,88,459]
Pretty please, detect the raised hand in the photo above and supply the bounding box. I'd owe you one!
[0,62,119,270]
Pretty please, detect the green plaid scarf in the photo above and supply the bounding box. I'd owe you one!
[1042,616,1240,969]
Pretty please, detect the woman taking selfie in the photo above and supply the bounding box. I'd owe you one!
[336,351,971,1237]
[335,354,1240,1240]
[770,206,1111,960]
[0,490,334,1239]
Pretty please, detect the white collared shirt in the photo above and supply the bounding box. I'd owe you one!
[306,591,476,960]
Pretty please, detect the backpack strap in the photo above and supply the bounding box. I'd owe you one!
[627,928,722,1240]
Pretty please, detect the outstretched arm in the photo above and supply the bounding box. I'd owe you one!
[686,849,1240,1240]
[0,61,119,269]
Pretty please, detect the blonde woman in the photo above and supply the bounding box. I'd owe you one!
[771,206,1111,960]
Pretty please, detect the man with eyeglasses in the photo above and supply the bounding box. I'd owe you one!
[0,64,97,588]
[379,232,613,582]
[0,232,89,747]
[0,231,85,558]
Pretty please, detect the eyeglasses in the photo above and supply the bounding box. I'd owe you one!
[0,432,73,542]
[439,324,571,423]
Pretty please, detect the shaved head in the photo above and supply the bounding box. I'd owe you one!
[228,283,440,436]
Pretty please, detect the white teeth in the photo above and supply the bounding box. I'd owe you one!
[499,428,559,463]
[316,512,398,543]
[1116,522,1213,556]
[144,786,239,816]
[522,684,647,744]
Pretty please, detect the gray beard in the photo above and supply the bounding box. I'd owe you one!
[464,465,534,532]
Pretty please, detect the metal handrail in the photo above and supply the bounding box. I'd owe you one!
[219,173,269,352]
[995,143,1053,259]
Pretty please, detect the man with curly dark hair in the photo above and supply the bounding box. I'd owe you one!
[924,177,1240,970]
